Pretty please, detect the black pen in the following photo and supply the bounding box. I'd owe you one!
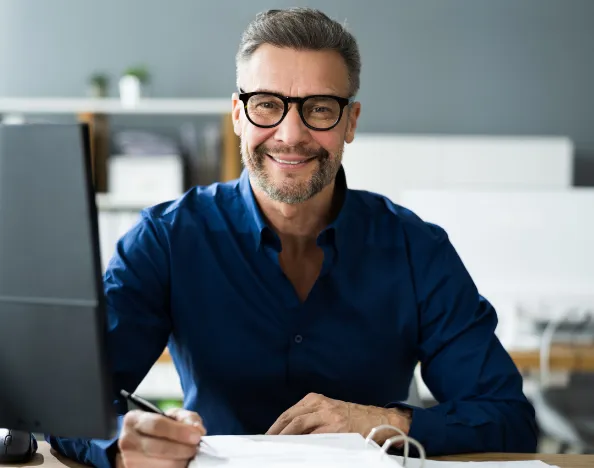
[119,389,214,452]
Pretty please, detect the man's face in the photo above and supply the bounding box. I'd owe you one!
[233,45,361,204]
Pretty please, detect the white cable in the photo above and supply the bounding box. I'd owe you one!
[381,435,426,468]
[365,424,425,467]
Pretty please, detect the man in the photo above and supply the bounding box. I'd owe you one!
[48,8,537,468]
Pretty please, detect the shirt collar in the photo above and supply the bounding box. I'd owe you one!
[238,165,357,253]
[316,166,349,247]
[239,168,274,251]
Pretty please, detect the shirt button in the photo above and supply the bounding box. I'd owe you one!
[294,335,303,344]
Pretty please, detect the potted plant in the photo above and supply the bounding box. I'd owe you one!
[119,65,151,107]
[88,72,109,98]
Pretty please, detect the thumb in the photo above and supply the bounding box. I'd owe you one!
[166,407,206,433]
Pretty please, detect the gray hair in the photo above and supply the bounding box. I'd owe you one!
[236,8,361,97]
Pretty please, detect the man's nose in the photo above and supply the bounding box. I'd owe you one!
[273,104,310,146]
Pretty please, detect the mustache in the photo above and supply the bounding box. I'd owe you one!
[253,144,329,160]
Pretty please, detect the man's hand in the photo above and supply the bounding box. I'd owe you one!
[116,407,206,468]
[266,393,412,445]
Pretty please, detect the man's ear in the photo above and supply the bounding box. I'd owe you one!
[344,102,361,144]
[232,92,242,137]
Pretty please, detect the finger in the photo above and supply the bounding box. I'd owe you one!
[267,405,319,435]
[121,429,198,461]
[138,433,199,460]
[131,411,204,445]
[166,407,205,430]
[279,413,325,435]
[310,425,340,434]
[120,453,186,468]
[301,393,323,405]
[266,394,325,435]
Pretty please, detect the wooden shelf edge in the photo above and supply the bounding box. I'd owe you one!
[157,346,594,371]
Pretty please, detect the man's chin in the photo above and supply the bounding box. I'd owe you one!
[264,181,314,204]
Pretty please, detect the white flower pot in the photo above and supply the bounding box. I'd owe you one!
[119,75,142,107]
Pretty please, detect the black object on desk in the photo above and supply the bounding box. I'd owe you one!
[0,429,37,464]
[0,124,117,440]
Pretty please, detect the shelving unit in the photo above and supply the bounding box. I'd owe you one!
[95,193,171,212]
[0,97,231,114]
[0,97,243,190]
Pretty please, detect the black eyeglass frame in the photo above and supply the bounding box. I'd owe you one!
[238,89,352,131]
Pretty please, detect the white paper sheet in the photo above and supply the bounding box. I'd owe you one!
[189,434,560,468]
[190,435,400,467]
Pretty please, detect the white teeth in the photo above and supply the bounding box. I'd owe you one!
[273,157,306,165]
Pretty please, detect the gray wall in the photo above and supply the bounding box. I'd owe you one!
[1,0,593,183]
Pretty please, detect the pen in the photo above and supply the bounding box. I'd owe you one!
[119,389,214,452]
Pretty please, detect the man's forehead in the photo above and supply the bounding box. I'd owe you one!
[238,45,350,96]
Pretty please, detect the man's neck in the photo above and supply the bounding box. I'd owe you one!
[251,178,337,256]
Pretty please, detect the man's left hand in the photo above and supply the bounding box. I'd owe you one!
[266,393,412,444]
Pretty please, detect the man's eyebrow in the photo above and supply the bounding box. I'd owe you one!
[242,87,284,95]
[241,88,344,96]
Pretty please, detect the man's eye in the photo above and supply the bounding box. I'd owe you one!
[256,101,280,109]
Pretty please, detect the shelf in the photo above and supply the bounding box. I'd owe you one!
[0,97,242,193]
[96,193,172,212]
[0,97,231,115]
[158,348,173,363]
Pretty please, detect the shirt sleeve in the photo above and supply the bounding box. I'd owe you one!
[387,222,537,456]
[45,212,173,468]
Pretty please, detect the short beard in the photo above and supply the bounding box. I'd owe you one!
[241,138,343,204]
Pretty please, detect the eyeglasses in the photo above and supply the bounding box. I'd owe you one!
[238,90,351,131]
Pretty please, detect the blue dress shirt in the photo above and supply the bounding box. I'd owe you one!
[47,167,537,467]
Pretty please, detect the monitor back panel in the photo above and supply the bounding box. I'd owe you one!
[0,124,115,439]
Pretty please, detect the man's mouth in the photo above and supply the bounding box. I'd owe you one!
[266,154,316,166]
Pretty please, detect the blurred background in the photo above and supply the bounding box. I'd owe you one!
[1,0,593,454]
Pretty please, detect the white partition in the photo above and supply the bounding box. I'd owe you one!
[398,189,594,347]
[342,134,573,202]
[399,190,594,296]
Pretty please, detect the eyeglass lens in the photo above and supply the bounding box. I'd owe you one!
[246,94,342,129]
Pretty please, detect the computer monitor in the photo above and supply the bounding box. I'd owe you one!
[0,123,116,439]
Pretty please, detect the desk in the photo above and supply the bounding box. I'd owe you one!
[11,443,594,467]
[510,345,594,372]
[432,452,594,467]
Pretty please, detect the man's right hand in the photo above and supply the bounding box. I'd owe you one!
[116,408,206,468]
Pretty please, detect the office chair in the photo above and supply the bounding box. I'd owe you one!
[532,308,594,453]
